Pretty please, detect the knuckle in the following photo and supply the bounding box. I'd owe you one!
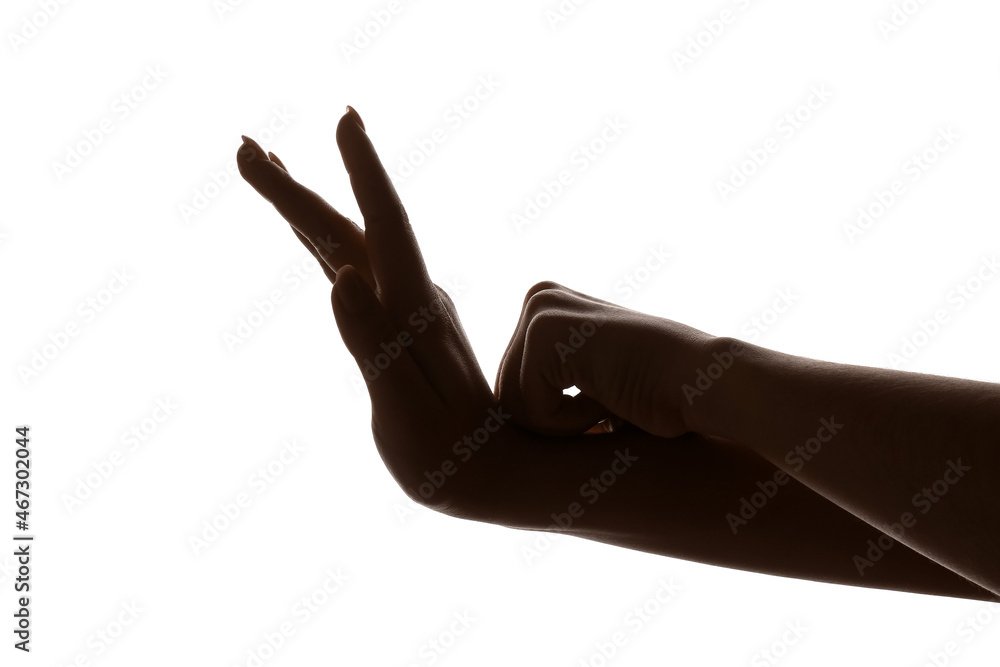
[523,285,565,316]
[523,309,564,344]
[525,280,565,302]
[434,284,456,310]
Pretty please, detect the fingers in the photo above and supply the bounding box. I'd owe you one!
[495,280,615,396]
[334,109,491,405]
[496,282,612,435]
[241,111,484,408]
[495,281,559,397]
[263,150,338,283]
[331,265,443,412]
[237,134,374,289]
[290,226,337,283]
[266,151,287,171]
[335,108,436,312]
[519,317,610,434]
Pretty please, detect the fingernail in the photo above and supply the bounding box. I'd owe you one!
[337,268,367,313]
[240,135,265,161]
[345,105,366,132]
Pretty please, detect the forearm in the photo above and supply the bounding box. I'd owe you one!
[460,426,998,601]
[690,337,1000,596]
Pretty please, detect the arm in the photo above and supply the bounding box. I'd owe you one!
[463,424,999,602]
[688,337,1000,596]
[237,108,997,603]
[488,284,999,600]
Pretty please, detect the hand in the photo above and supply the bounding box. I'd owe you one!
[236,107,526,517]
[233,109,999,601]
[495,282,715,438]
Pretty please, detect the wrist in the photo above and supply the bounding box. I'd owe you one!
[680,335,768,441]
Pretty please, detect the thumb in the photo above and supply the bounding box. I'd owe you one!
[516,338,613,434]
[521,370,614,436]
[332,265,432,406]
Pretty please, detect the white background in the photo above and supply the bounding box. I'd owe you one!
[4,0,1000,665]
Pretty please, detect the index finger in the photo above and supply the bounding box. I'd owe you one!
[335,108,436,310]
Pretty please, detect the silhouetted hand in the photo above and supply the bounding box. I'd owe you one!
[236,108,999,602]
[237,108,530,516]
[495,282,714,438]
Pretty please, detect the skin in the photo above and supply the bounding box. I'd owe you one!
[236,107,999,602]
